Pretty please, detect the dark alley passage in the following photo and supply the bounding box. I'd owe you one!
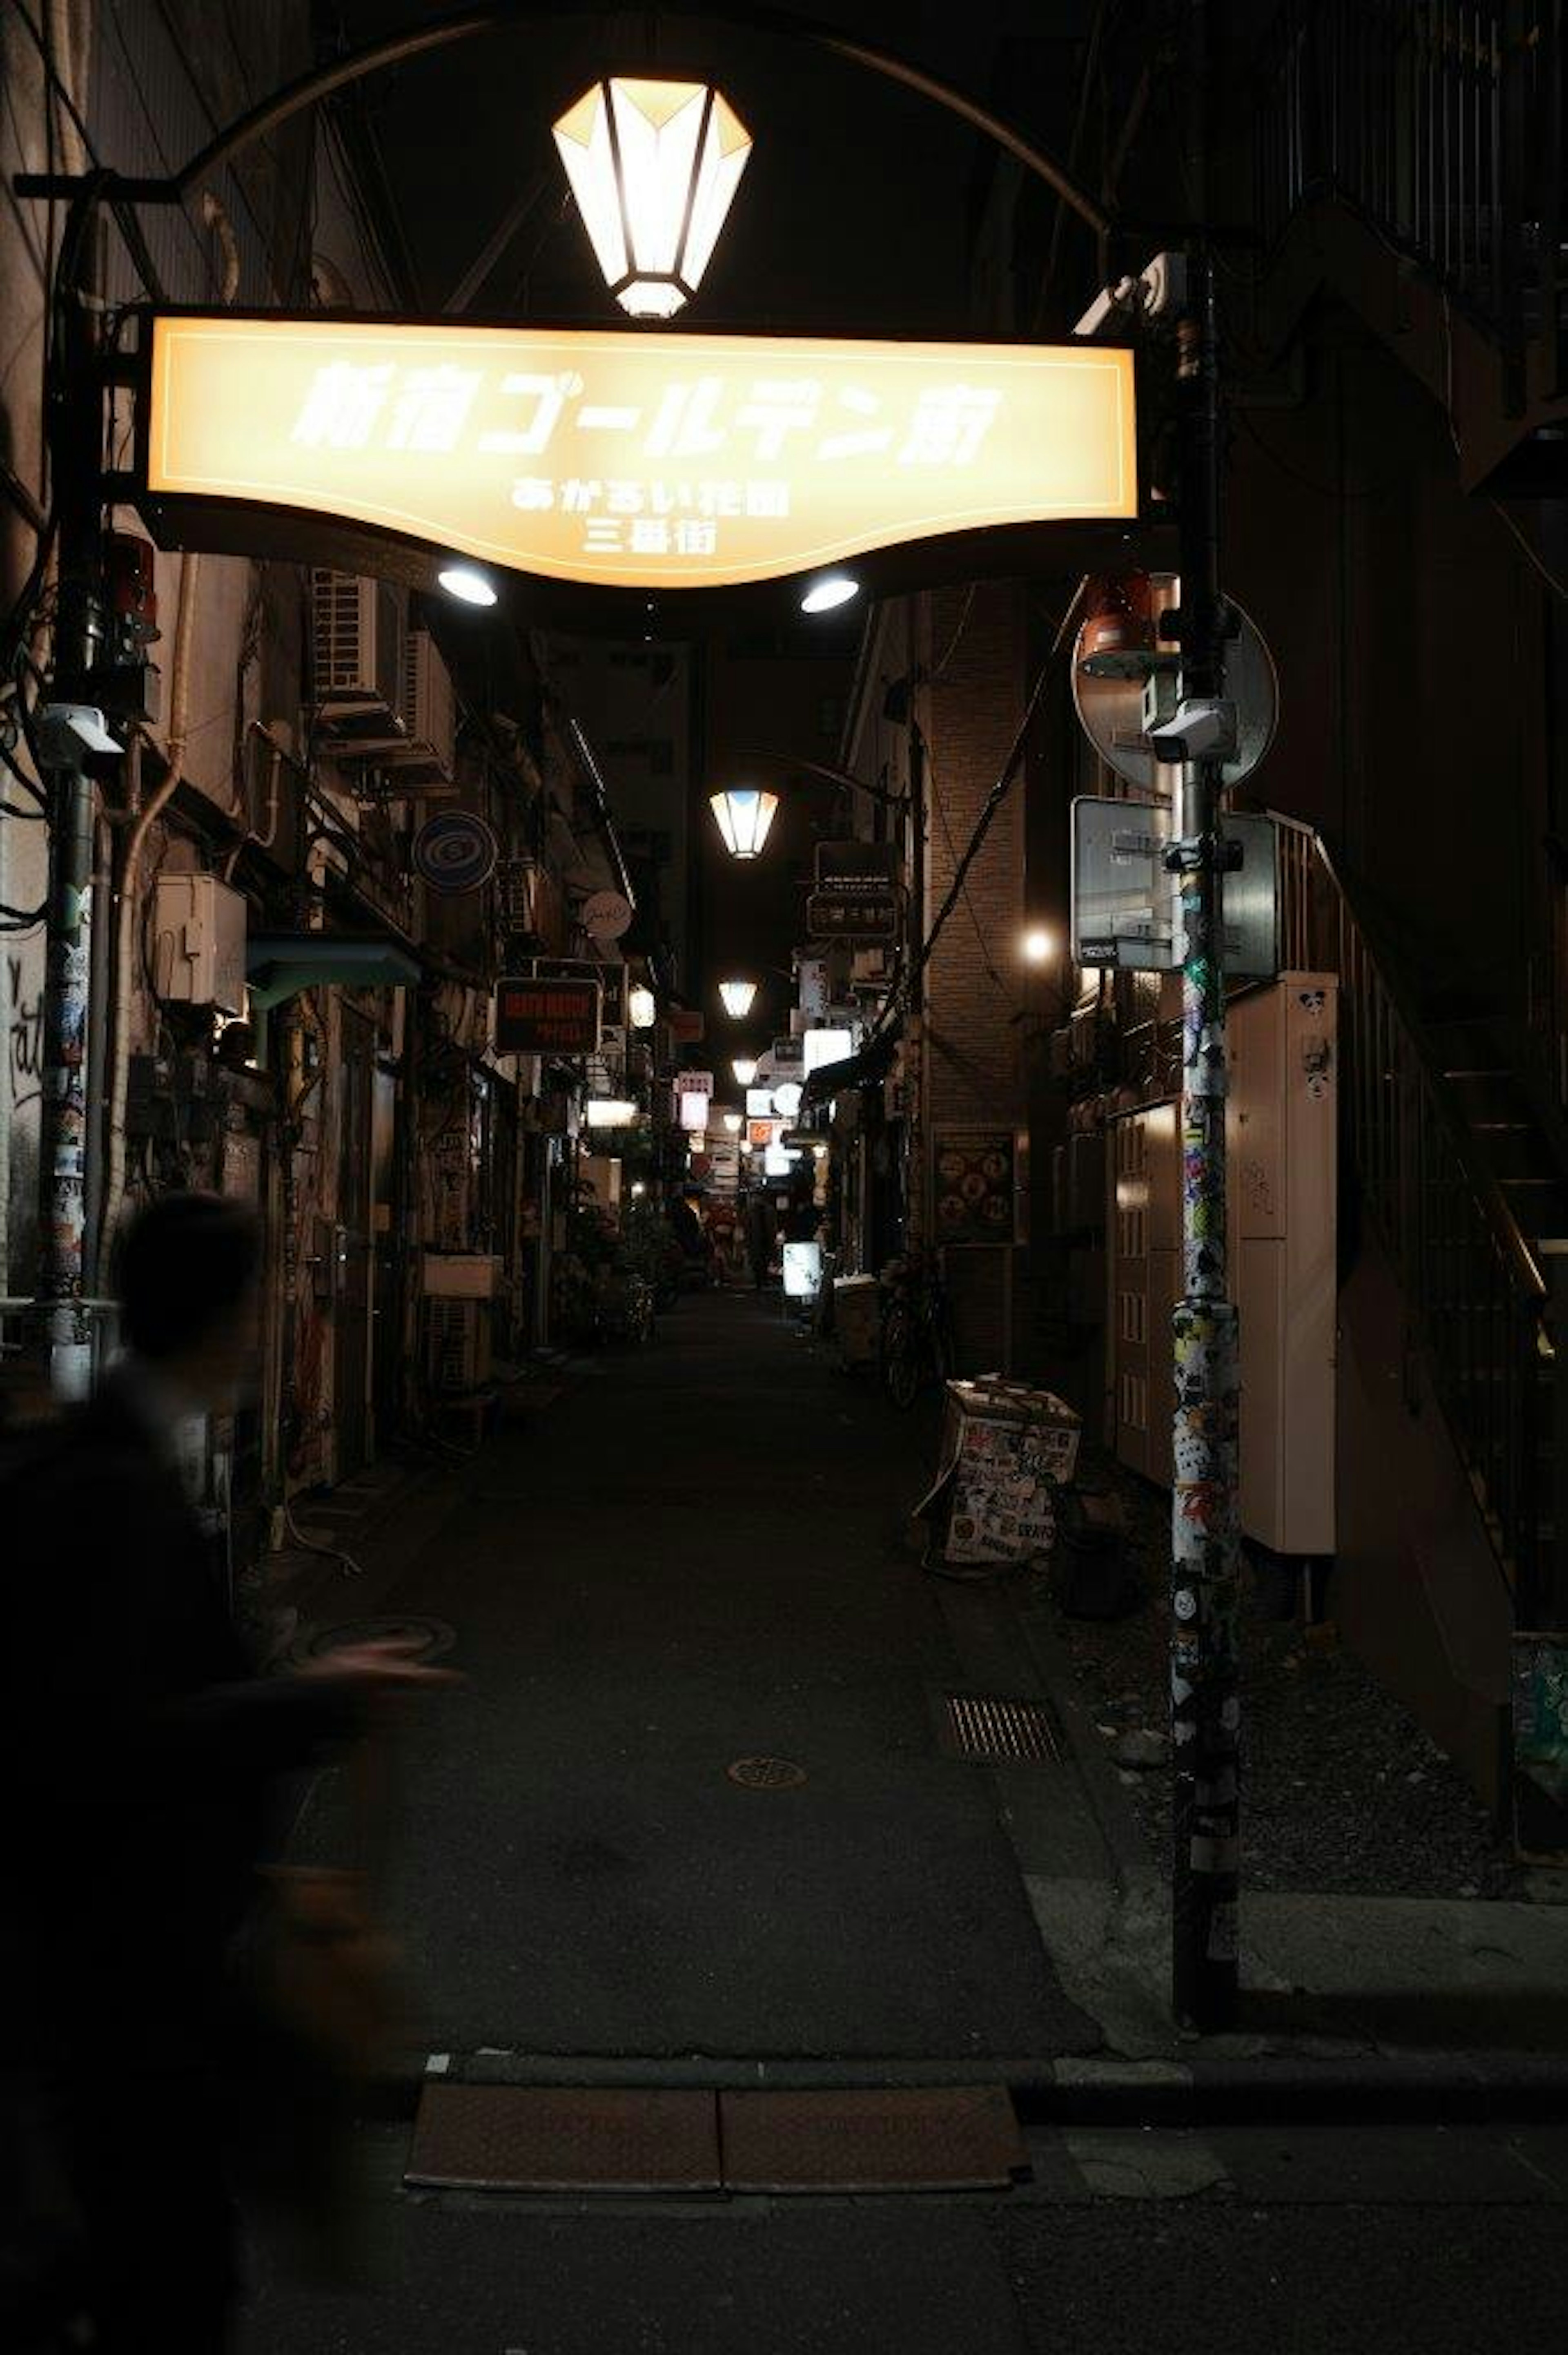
[289,1291,1098,2063]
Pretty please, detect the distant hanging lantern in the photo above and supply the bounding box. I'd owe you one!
[628,983,657,1029]
[709,787,778,860]
[552,77,753,321]
[718,977,758,1018]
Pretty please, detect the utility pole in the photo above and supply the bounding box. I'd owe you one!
[1165,248,1242,2030]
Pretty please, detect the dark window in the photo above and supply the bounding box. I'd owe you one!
[646,740,673,776]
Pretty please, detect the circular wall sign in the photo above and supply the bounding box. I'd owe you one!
[583,889,633,939]
[1072,575,1278,795]
[413,809,499,894]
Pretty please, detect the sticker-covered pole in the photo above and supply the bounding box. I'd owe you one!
[1166,249,1241,2031]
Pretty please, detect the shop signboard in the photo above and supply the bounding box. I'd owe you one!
[494,974,601,1055]
[806,886,900,943]
[667,1008,706,1045]
[933,1128,1016,1247]
[143,316,1136,590]
[674,1068,714,1097]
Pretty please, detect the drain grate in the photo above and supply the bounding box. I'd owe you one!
[726,1755,808,1790]
[406,2085,721,2191]
[720,2085,1028,2192]
[939,1691,1061,1764]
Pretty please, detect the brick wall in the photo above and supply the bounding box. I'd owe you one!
[918,581,1027,1372]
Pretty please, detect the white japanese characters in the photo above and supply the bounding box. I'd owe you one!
[287,360,1004,562]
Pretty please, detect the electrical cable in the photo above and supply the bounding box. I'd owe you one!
[867,579,1087,1049]
[282,1496,363,1579]
[1491,502,1568,604]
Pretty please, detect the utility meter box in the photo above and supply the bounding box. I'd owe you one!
[152,873,247,1012]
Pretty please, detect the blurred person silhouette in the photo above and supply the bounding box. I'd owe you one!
[743,1186,777,1290]
[0,1191,454,2354]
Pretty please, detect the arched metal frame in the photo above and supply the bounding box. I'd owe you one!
[15,1,1111,252]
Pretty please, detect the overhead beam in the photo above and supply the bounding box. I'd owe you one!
[15,2,1111,242]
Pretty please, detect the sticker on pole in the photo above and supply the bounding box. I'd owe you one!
[414,810,499,895]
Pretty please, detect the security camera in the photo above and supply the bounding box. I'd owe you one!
[35,703,121,763]
[1145,697,1238,763]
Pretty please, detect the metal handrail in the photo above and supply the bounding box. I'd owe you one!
[1256,0,1565,408]
[1270,810,1549,1606]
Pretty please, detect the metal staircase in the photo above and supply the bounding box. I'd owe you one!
[1256,0,1566,486]
[1274,815,1561,1622]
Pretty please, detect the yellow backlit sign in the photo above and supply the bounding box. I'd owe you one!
[145,315,1136,590]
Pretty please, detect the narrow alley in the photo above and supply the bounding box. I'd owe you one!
[284,1290,1099,2064]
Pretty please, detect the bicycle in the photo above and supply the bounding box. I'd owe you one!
[878,1249,956,1409]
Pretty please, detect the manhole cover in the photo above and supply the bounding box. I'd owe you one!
[293,1614,457,1666]
[726,1755,808,1790]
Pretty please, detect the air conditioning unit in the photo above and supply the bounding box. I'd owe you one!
[311,570,408,750]
[397,628,457,787]
[423,1296,492,1392]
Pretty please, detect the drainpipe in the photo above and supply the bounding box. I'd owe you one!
[96,548,198,1287]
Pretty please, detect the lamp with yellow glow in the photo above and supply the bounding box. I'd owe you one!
[628,983,657,1029]
[722,1111,743,1135]
[552,78,752,321]
[709,788,777,860]
[731,1056,758,1087]
[718,978,758,1019]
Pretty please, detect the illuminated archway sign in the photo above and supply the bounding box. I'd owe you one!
[141,315,1136,591]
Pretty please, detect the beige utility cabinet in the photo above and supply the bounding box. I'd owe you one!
[1109,972,1337,1555]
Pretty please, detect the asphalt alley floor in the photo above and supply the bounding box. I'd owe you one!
[287,1289,1100,2062]
[239,2118,1568,2355]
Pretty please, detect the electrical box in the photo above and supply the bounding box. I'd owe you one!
[421,1252,502,1299]
[151,874,247,1013]
[1107,972,1337,1554]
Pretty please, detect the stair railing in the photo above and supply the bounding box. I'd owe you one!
[1270,811,1551,1612]
[1256,0,1565,411]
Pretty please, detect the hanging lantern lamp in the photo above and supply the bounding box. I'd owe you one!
[709,787,778,859]
[718,978,758,1018]
[552,77,753,321]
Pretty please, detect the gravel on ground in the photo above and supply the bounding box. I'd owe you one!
[1039,1452,1517,1901]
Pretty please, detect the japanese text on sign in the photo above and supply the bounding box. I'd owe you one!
[494,978,601,1055]
[146,318,1137,590]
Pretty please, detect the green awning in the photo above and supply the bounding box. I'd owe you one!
[245,932,422,1010]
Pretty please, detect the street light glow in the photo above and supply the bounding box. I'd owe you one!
[1023,927,1056,963]
[709,787,778,859]
[718,978,758,1018]
[800,573,860,614]
[731,1056,758,1086]
[552,78,752,321]
[438,562,497,606]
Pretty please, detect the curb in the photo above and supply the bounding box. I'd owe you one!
[366,2045,1568,2130]
[1002,1579,1165,1911]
